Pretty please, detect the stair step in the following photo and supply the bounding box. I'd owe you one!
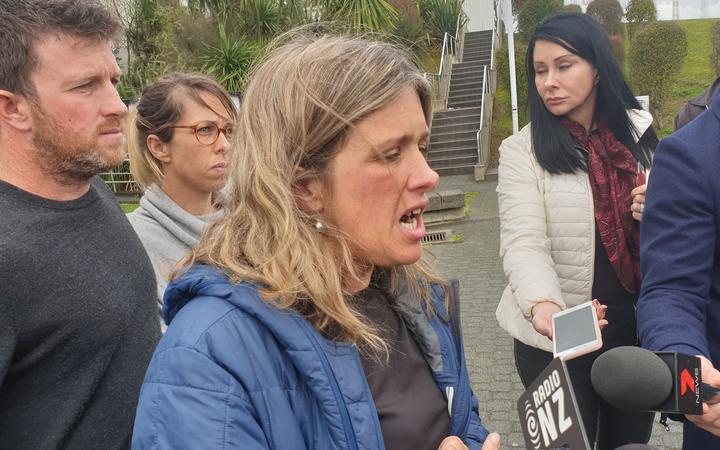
[463,56,492,63]
[427,145,477,159]
[449,83,485,92]
[432,106,482,119]
[450,75,485,86]
[452,67,488,77]
[431,117,481,132]
[452,62,488,72]
[431,117,480,129]
[433,165,476,176]
[463,50,492,58]
[448,91,484,102]
[429,139,478,153]
[428,155,478,168]
[449,84,485,95]
[431,123,480,138]
[463,40,493,48]
[447,99,483,109]
[430,128,477,142]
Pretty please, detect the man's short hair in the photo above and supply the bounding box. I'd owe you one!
[0,0,122,97]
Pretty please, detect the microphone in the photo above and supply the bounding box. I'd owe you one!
[517,357,591,450]
[590,346,720,415]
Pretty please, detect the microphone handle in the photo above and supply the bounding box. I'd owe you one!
[702,382,720,404]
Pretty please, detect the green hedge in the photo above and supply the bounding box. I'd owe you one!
[629,21,688,127]
[586,0,623,36]
[625,0,657,41]
[517,0,563,43]
[711,21,720,76]
[495,39,530,125]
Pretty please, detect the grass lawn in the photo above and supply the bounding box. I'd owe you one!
[121,203,139,214]
[489,18,719,168]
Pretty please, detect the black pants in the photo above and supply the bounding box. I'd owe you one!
[514,339,654,450]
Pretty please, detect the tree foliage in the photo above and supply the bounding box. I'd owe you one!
[417,0,466,45]
[315,0,398,31]
[711,21,720,76]
[625,0,656,40]
[586,0,623,36]
[496,40,529,125]
[517,0,563,43]
[629,21,688,126]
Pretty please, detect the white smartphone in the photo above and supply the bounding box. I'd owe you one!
[552,302,603,360]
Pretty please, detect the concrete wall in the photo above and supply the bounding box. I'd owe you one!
[465,0,495,31]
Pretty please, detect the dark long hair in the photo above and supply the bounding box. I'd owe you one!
[526,13,656,174]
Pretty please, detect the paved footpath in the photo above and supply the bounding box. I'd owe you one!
[429,174,684,449]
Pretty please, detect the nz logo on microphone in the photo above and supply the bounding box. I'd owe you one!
[517,358,591,450]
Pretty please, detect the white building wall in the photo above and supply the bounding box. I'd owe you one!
[465,0,495,31]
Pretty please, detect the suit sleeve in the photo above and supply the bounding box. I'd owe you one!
[637,133,715,358]
[497,129,566,316]
[132,346,269,450]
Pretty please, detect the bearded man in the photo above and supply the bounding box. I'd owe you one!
[0,1,160,448]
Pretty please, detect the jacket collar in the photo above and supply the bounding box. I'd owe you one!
[628,108,653,142]
[712,88,720,121]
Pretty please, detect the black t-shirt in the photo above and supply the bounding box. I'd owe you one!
[0,178,161,449]
[354,285,450,450]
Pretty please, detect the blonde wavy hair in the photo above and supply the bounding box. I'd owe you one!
[182,28,445,351]
[126,72,237,190]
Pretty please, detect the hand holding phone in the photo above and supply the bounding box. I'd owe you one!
[552,302,603,360]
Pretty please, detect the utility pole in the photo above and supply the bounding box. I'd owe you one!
[672,0,679,20]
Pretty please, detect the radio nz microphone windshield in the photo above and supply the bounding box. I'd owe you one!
[590,346,720,414]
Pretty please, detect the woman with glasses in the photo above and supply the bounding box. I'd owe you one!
[126,72,237,324]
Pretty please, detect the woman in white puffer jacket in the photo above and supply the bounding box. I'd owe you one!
[495,13,658,450]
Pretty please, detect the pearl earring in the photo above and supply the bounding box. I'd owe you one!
[314,220,326,233]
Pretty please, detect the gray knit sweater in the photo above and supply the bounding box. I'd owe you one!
[128,185,223,327]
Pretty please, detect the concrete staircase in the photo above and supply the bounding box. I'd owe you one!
[428,30,493,176]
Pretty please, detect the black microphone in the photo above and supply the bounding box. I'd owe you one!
[590,346,720,415]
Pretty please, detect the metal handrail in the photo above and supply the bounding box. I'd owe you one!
[424,12,466,110]
[476,65,489,166]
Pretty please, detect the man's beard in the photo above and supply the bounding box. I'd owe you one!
[30,104,125,184]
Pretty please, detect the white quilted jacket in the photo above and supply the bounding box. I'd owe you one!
[495,110,653,352]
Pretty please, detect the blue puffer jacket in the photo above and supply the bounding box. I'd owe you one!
[132,265,489,449]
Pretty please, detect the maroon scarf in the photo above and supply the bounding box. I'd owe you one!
[561,118,641,293]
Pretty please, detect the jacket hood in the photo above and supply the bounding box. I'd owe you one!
[135,185,223,249]
[164,265,261,324]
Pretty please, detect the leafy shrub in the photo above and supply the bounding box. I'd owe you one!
[392,13,428,58]
[417,0,466,46]
[608,34,624,68]
[629,21,688,127]
[586,0,623,36]
[625,0,657,40]
[495,40,529,125]
[517,0,563,43]
[563,4,582,13]
[711,21,720,76]
[202,25,262,92]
